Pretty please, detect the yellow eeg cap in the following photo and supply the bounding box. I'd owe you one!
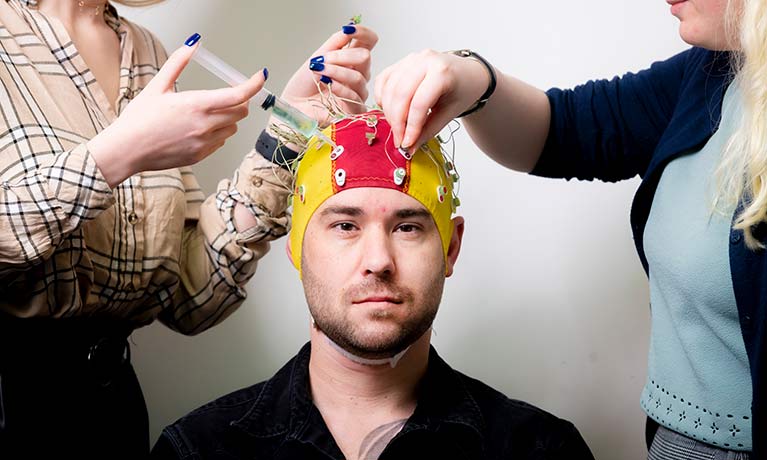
[289,111,458,276]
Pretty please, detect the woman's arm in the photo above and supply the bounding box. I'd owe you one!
[376,49,549,173]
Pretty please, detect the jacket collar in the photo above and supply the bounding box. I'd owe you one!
[231,342,485,453]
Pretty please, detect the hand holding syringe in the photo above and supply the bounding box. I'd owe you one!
[191,45,336,148]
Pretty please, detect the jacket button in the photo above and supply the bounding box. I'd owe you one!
[127,211,139,225]
[730,232,742,244]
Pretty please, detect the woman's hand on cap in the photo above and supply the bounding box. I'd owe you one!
[374,49,488,150]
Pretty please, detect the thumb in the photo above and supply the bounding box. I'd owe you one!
[147,34,200,92]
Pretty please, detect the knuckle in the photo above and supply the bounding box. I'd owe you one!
[419,48,437,58]
[185,99,207,115]
[432,59,451,76]
[356,47,371,62]
[392,85,413,102]
[193,137,208,153]
[190,121,209,139]
[368,31,380,47]
[410,98,430,113]
[352,72,366,88]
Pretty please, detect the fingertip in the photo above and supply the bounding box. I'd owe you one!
[391,127,405,149]
[402,131,415,151]
[236,70,266,102]
[184,32,201,47]
[248,68,266,85]
[170,42,195,61]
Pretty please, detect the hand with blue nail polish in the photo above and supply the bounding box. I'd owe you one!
[273,24,378,132]
[88,36,268,187]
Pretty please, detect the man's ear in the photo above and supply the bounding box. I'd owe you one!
[445,216,464,277]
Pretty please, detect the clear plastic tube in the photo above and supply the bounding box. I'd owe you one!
[191,45,334,145]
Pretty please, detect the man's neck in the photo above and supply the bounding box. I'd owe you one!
[308,328,430,460]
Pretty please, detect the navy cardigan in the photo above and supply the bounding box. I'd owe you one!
[532,47,765,457]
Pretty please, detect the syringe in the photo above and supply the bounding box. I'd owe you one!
[191,45,335,148]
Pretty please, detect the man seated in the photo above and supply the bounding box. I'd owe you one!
[151,112,594,460]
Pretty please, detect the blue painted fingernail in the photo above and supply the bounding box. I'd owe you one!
[184,33,201,47]
[263,68,269,80]
[320,75,332,84]
[309,61,325,72]
[342,25,356,34]
[310,55,325,63]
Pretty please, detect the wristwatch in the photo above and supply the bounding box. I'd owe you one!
[449,49,497,118]
[255,129,299,169]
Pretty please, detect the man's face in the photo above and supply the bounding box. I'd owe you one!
[301,188,461,359]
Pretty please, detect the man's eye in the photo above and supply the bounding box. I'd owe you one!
[335,222,356,232]
[397,224,419,233]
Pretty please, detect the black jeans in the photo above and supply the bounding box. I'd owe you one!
[0,314,149,460]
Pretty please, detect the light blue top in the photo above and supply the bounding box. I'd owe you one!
[641,82,753,451]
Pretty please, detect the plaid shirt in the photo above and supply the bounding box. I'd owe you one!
[0,0,291,334]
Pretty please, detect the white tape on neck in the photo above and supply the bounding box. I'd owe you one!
[324,334,410,368]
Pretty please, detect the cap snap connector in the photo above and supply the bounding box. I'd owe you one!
[393,167,406,186]
[330,145,345,160]
[335,169,347,187]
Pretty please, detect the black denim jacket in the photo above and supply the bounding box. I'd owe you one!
[151,343,594,459]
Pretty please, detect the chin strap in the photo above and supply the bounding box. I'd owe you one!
[323,333,411,368]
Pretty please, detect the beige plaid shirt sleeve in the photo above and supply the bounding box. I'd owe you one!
[0,0,291,333]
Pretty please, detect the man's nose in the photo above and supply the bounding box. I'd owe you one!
[360,230,396,277]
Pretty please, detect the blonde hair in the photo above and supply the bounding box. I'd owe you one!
[716,0,767,249]
[110,0,165,6]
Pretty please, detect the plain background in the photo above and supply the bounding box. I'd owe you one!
[114,1,690,458]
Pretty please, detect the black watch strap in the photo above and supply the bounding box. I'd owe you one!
[255,129,299,169]
[451,49,497,118]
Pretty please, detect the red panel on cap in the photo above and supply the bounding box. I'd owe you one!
[331,111,410,194]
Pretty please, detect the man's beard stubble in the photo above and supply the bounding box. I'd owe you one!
[302,257,445,360]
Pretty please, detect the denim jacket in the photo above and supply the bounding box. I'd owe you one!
[151,343,594,459]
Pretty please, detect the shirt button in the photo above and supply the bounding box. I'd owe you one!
[127,211,139,225]
[252,177,263,187]
[730,232,742,244]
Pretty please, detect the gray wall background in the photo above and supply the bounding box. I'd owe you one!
[115,1,689,458]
